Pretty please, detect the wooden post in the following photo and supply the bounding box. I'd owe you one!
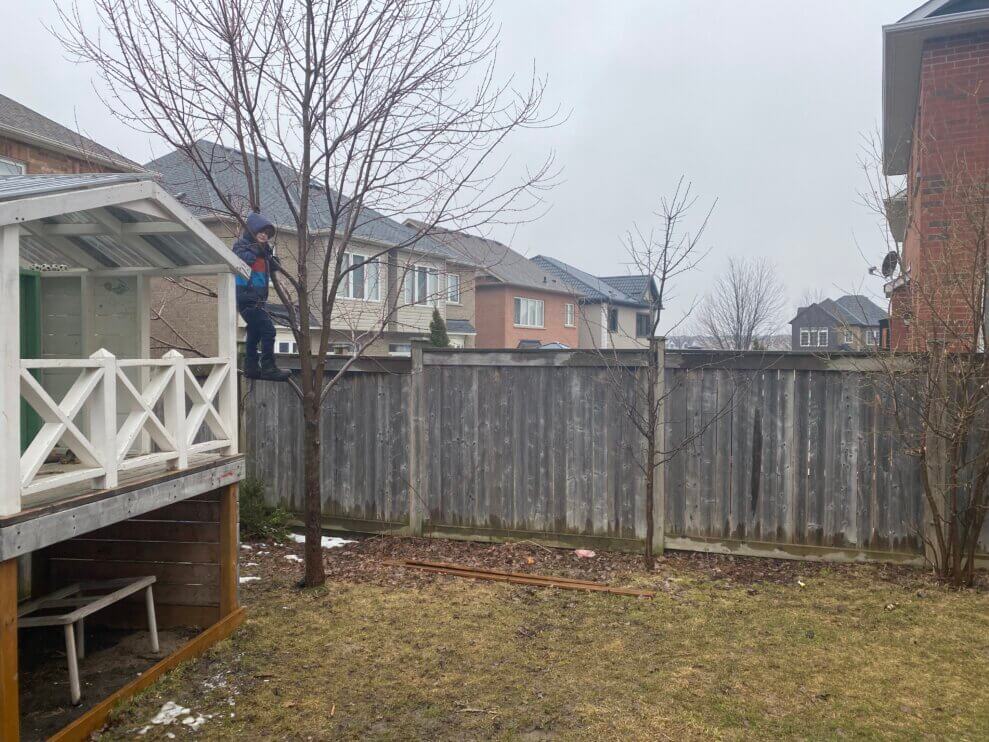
[408,342,426,536]
[216,273,239,455]
[136,275,152,455]
[0,225,20,517]
[89,349,118,489]
[219,484,239,616]
[0,558,19,740]
[162,350,188,470]
[652,337,666,556]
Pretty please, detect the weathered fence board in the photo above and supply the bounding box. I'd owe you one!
[245,348,989,562]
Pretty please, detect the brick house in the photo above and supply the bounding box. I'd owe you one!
[883,0,989,350]
[144,141,472,357]
[530,256,658,350]
[790,295,888,351]
[0,93,141,176]
[405,222,580,349]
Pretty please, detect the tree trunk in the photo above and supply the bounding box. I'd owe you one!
[302,399,325,587]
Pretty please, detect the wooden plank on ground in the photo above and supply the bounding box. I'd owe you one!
[48,607,245,742]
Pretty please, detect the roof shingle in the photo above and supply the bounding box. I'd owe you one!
[531,255,652,307]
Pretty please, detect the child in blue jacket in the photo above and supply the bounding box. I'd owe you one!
[233,212,291,381]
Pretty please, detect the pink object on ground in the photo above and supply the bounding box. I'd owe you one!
[574,549,596,558]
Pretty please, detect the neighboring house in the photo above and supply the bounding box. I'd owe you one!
[882,0,989,350]
[667,334,792,351]
[531,256,658,350]
[0,93,142,175]
[405,221,579,349]
[144,141,472,357]
[790,295,888,351]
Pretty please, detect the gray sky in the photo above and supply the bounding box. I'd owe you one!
[3,0,918,332]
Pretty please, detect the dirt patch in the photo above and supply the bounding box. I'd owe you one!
[19,626,195,741]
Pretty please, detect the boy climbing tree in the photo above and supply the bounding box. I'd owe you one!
[234,212,291,381]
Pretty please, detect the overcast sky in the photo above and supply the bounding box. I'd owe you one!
[3,0,920,332]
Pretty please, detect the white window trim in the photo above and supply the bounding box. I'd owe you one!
[447,273,461,304]
[799,329,811,348]
[564,303,575,328]
[0,156,26,175]
[635,312,652,338]
[844,329,854,345]
[405,264,439,306]
[342,252,381,302]
[818,328,828,347]
[513,296,545,328]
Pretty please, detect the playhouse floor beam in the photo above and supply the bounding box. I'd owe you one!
[0,558,19,740]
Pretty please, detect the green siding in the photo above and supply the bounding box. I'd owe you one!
[20,271,42,451]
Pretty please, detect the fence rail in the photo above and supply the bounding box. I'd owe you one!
[244,346,989,563]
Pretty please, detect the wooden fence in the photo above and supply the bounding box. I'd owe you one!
[243,346,989,563]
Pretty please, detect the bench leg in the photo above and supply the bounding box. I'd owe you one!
[145,586,160,653]
[75,617,85,660]
[64,623,81,705]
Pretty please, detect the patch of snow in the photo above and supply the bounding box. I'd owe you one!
[284,554,303,563]
[182,714,206,730]
[240,544,253,551]
[140,701,194,733]
[245,561,259,567]
[239,576,261,584]
[288,533,355,549]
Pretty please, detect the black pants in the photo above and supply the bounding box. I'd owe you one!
[239,302,276,366]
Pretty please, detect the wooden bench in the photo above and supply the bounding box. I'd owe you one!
[18,576,160,704]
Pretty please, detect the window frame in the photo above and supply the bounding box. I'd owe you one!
[635,312,651,338]
[388,343,412,357]
[341,252,380,302]
[513,296,545,328]
[447,273,461,304]
[0,156,26,176]
[799,328,811,348]
[608,307,619,332]
[564,303,575,328]
[843,329,854,345]
[405,264,439,306]
[818,328,829,347]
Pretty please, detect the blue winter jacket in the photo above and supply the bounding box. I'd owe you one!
[233,212,276,305]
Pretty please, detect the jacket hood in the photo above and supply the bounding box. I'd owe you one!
[244,211,275,239]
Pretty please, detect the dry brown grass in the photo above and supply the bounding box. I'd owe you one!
[101,538,989,741]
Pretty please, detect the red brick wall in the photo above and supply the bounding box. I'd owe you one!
[474,286,579,349]
[892,31,989,351]
[0,136,122,174]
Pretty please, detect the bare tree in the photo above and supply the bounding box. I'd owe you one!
[694,257,786,350]
[860,134,989,586]
[58,0,557,586]
[582,179,715,568]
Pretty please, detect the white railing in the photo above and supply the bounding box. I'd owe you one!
[19,348,237,500]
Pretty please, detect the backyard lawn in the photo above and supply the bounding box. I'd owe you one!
[101,537,988,740]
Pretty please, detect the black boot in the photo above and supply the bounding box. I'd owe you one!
[259,358,291,382]
[244,356,262,380]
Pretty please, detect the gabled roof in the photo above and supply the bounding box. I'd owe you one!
[883,1,989,174]
[404,220,575,294]
[145,141,453,258]
[0,173,248,277]
[599,275,654,302]
[0,94,142,172]
[531,255,652,307]
[790,295,888,327]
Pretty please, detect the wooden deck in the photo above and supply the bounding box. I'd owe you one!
[0,455,244,561]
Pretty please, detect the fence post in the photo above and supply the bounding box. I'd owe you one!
[408,341,427,536]
[652,337,666,556]
[163,350,188,470]
[89,348,118,489]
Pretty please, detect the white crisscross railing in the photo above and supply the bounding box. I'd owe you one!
[19,348,236,501]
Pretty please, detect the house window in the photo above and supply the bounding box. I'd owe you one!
[636,313,651,338]
[564,303,575,327]
[447,273,461,304]
[844,329,854,345]
[342,253,379,301]
[278,341,290,353]
[866,329,880,346]
[405,265,438,305]
[513,297,544,328]
[331,342,355,356]
[608,308,619,332]
[799,327,830,348]
[277,341,298,354]
[0,157,25,176]
[389,343,412,356]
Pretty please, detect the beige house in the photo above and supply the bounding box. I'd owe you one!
[531,256,658,350]
[145,142,476,358]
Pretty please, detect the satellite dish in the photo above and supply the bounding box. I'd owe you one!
[881,251,899,278]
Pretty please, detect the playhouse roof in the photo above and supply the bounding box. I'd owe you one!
[0,173,248,277]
